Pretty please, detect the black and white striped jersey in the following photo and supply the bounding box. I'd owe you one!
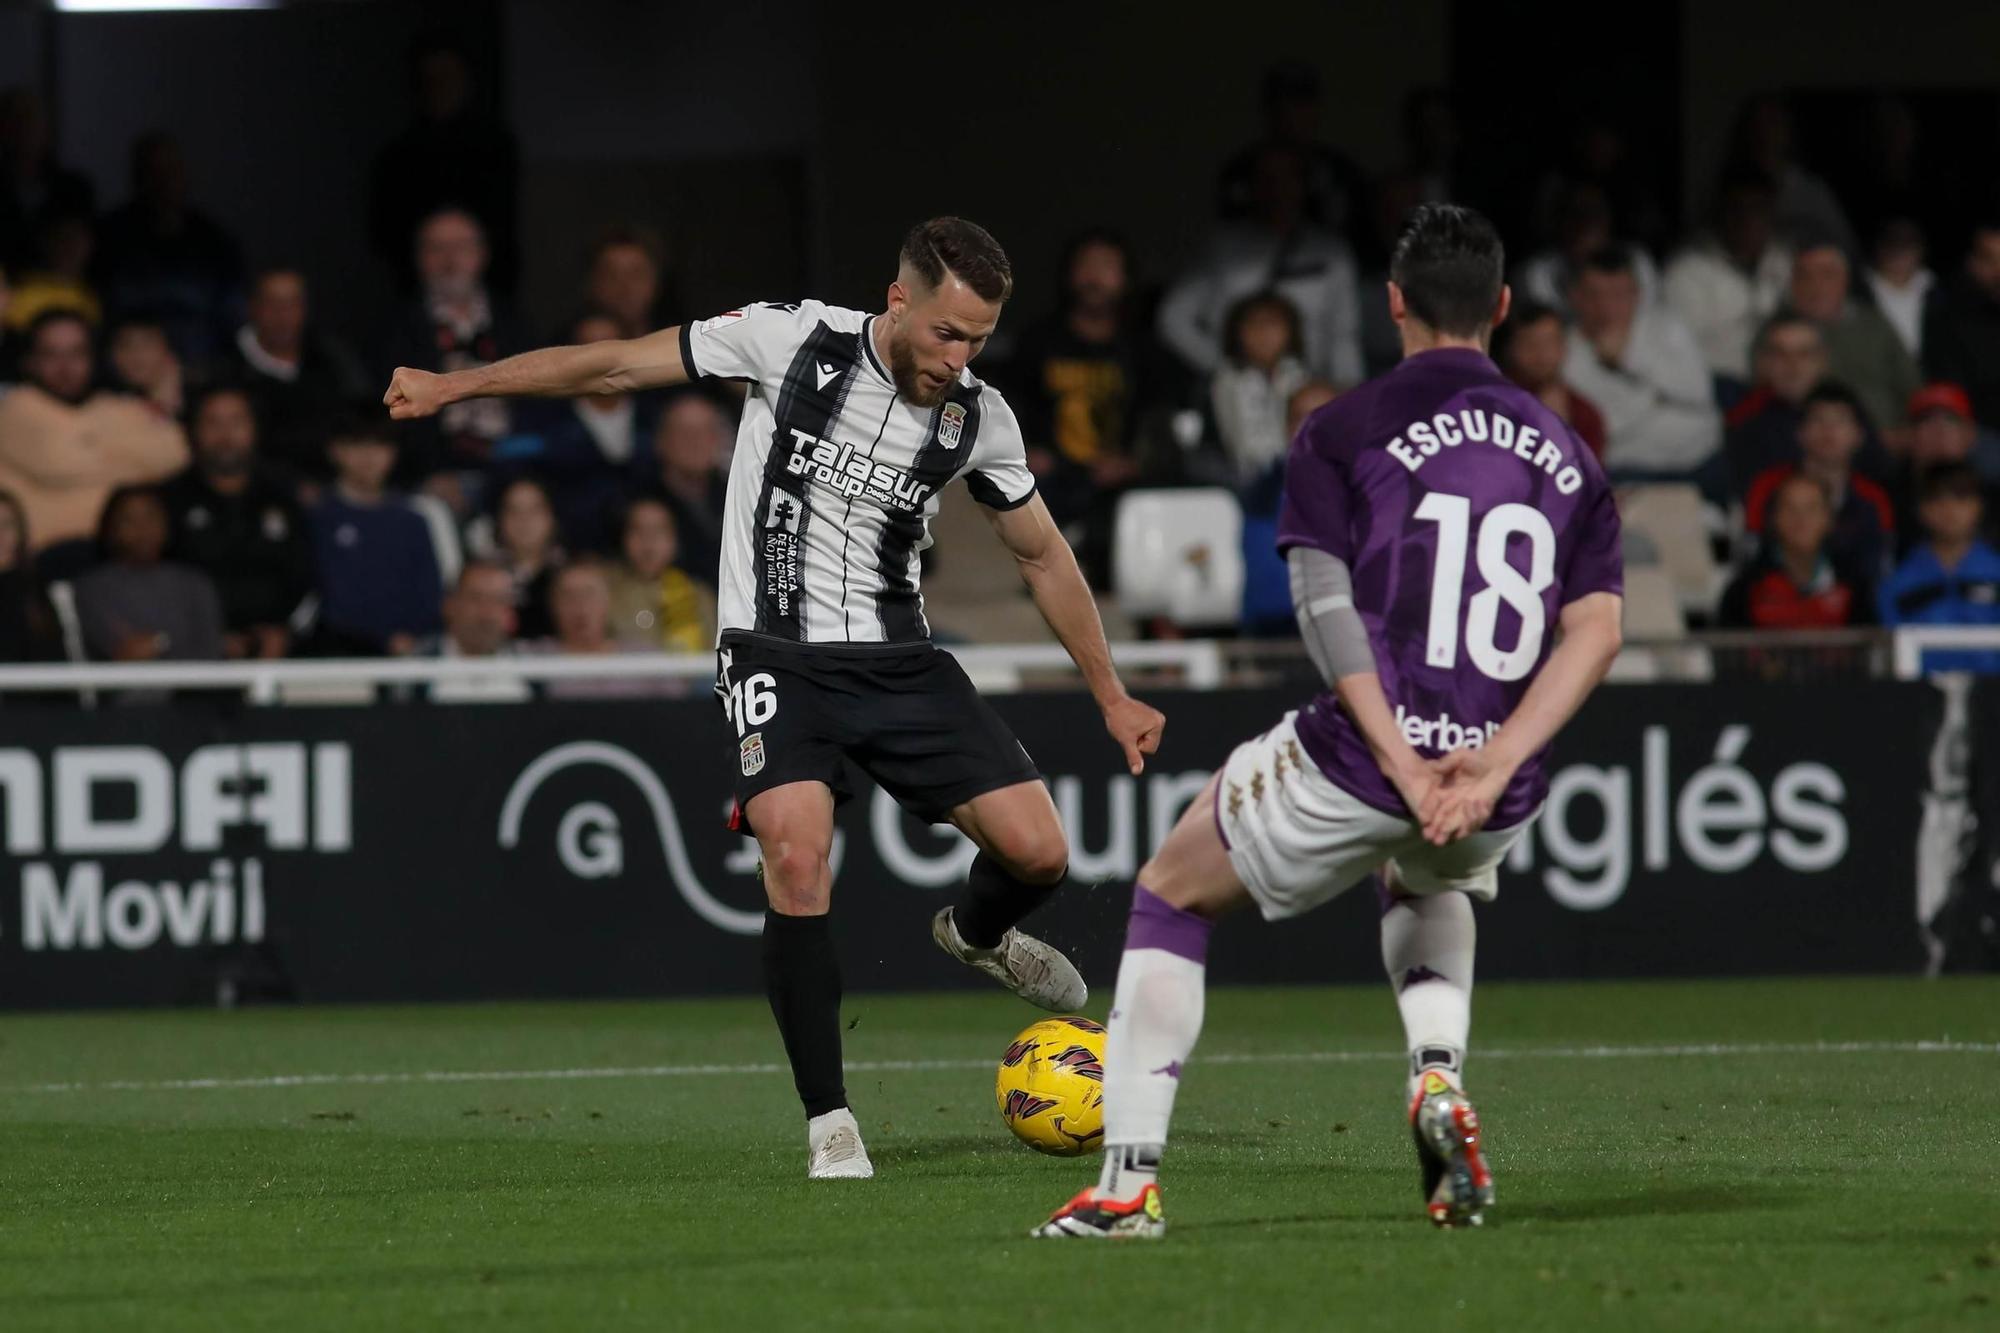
[680,299,1036,648]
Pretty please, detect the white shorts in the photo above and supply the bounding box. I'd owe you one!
[1214,712,1534,921]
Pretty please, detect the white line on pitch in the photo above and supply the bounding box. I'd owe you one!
[7,1040,1995,1096]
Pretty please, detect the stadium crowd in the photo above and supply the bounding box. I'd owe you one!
[1,55,1998,673]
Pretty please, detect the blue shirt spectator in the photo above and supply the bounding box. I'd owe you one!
[308,420,442,654]
[1879,461,2000,673]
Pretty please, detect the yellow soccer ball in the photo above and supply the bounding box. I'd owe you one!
[995,1015,1107,1156]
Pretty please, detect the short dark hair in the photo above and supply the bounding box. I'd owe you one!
[899,217,1013,304]
[1755,311,1821,353]
[588,222,665,272]
[95,483,168,556]
[1919,460,1982,504]
[1802,380,1867,424]
[1577,244,1638,279]
[24,307,92,353]
[1388,203,1505,337]
[328,412,397,450]
[187,381,256,427]
[1222,290,1303,363]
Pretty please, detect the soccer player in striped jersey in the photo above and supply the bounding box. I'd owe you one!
[1034,205,1625,1238]
[387,217,1165,1180]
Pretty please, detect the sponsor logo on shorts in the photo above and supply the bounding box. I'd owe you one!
[739,732,766,777]
[938,401,966,449]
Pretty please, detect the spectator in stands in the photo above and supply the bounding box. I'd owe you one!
[1743,383,1894,578]
[1786,239,1919,441]
[544,557,618,652]
[1663,171,1791,388]
[646,389,731,588]
[416,559,529,704]
[1894,382,2000,542]
[308,417,442,655]
[1216,63,1368,240]
[1725,313,1833,488]
[424,559,517,659]
[1879,461,2000,673]
[1922,218,2000,430]
[73,485,225,661]
[162,386,314,660]
[93,133,243,371]
[1210,291,1309,486]
[0,87,94,274]
[1724,95,1858,255]
[223,267,370,483]
[1494,300,1606,457]
[379,207,522,504]
[107,315,186,418]
[1159,141,1363,387]
[1718,471,1875,630]
[584,224,673,338]
[514,310,659,550]
[1866,220,1932,363]
[3,209,99,332]
[0,488,59,662]
[1515,182,1659,314]
[999,229,1173,537]
[1562,247,1719,476]
[0,310,188,570]
[479,475,562,641]
[368,34,519,297]
[607,497,716,653]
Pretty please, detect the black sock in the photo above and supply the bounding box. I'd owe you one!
[761,909,847,1119]
[954,852,1064,949]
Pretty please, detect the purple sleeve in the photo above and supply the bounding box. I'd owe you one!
[1562,480,1624,602]
[1275,427,1355,563]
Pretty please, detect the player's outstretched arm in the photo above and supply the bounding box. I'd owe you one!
[1425,591,1623,842]
[1289,547,1440,830]
[985,494,1164,775]
[383,326,692,420]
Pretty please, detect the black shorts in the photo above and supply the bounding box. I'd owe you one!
[715,631,1042,825]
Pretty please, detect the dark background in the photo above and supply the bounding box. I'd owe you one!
[4,0,1996,337]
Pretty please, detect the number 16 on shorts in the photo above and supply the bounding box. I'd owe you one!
[728,672,779,736]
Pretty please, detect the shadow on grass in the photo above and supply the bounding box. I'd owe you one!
[1478,1183,1807,1223]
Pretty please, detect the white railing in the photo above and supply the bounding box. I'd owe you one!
[1889,626,2000,680]
[0,639,1226,702]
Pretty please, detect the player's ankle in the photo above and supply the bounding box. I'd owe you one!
[1097,1142,1162,1202]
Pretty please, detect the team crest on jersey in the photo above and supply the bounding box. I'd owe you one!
[938,401,966,450]
[739,731,766,777]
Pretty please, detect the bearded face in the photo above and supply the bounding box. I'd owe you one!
[882,274,1001,408]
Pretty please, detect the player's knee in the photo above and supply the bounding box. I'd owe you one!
[998,835,1069,887]
[762,842,829,903]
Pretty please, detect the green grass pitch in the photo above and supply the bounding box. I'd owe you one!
[3,977,1998,1331]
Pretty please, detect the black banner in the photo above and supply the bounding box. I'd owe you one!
[0,680,1937,1009]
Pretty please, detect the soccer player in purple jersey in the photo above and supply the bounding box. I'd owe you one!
[1035,204,1626,1239]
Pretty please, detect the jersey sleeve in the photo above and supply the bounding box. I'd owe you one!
[1561,479,1625,602]
[963,387,1037,510]
[1275,413,1355,563]
[678,301,815,384]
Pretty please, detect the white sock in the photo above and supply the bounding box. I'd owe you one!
[1381,889,1475,1098]
[807,1106,857,1150]
[1098,943,1206,1200]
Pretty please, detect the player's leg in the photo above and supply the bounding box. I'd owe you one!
[743,779,870,1178]
[933,780,1087,1010]
[846,648,1086,1008]
[1384,823,1523,1226]
[1034,773,1253,1239]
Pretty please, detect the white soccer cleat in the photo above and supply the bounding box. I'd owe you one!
[806,1108,875,1180]
[932,906,1087,1012]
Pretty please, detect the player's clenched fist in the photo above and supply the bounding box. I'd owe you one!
[383,366,448,420]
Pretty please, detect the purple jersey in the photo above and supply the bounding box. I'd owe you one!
[1276,346,1623,827]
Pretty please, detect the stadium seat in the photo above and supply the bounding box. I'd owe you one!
[1113,489,1245,630]
[1616,484,1723,618]
[1620,566,1686,640]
